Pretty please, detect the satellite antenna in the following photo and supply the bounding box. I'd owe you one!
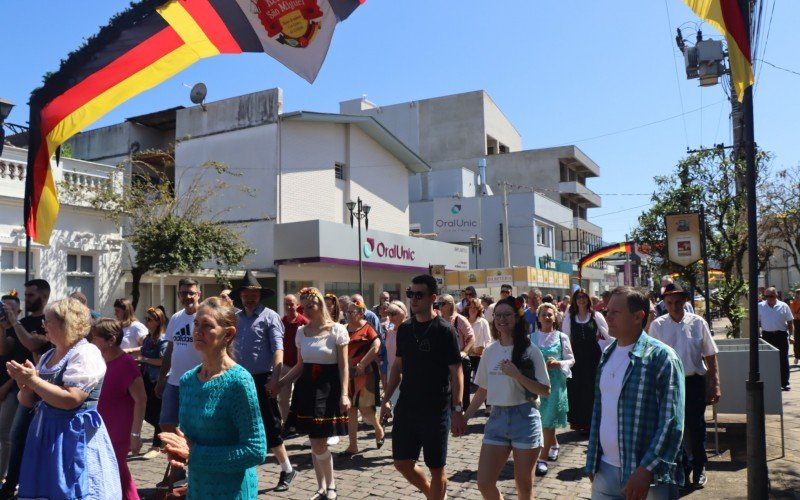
[189,83,207,111]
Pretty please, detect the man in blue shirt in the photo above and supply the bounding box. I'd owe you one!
[586,286,685,499]
[523,288,542,334]
[233,271,296,492]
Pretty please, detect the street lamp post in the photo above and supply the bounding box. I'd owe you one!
[0,98,15,158]
[346,198,370,296]
[469,234,483,269]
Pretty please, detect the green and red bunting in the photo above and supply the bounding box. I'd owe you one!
[25,0,364,244]
[578,242,635,269]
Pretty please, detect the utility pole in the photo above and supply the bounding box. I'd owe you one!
[500,182,511,267]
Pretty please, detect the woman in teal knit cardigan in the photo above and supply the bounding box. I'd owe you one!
[160,297,266,499]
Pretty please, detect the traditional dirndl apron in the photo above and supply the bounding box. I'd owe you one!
[286,363,349,439]
[18,341,122,500]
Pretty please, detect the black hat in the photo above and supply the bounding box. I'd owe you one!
[662,283,688,298]
[232,270,275,301]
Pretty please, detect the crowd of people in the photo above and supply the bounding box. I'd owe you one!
[1,269,769,499]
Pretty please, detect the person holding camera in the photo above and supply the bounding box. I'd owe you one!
[463,296,551,500]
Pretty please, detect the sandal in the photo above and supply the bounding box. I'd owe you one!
[310,489,327,500]
[548,445,560,461]
[376,437,385,449]
[337,449,357,457]
[327,487,338,500]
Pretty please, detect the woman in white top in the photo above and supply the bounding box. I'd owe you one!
[280,287,350,500]
[114,298,148,353]
[562,288,612,433]
[465,297,493,385]
[532,302,575,477]
[464,297,550,500]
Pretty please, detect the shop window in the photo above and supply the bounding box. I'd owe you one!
[324,282,375,305]
[284,281,314,296]
[66,253,95,309]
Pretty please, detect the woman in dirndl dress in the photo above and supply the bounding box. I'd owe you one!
[7,298,121,499]
[281,287,350,500]
[531,302,575,477]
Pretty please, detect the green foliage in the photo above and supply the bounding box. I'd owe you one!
[631,148,773,337]
[60,147,253,307]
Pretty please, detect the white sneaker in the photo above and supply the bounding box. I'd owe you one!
[327,436,340,445]
[535,460,548,476]
[548,445,560,461]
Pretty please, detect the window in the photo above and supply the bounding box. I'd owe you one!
[334,162,345,180]
[66,253,95,309]
[536,226,549,246]
[284,281,314,296]
[324,282,375,305]
[1,250,30,308]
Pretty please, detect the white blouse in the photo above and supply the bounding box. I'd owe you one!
[295,323,350,365]
[562,311,612,350]
[532,330,575,378]
[469,317,493,350]
[120,321,148,350]
[37,341,106,393]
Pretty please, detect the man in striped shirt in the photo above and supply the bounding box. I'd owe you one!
[586,286,685,499]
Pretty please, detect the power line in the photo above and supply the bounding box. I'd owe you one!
[760,60,800,78]
[548,100,725,146]
[663,0,690,148]
[589,203,654,219]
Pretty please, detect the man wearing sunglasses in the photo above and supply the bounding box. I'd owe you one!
[382,275,465,500]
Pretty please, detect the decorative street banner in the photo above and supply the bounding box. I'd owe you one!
[433,197,481,243]
[665,212,702,267]
[25,0,364,245]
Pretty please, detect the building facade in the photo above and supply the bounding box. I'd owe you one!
[0,146,123,314]
[68,89,467,315]
[343,91,608,293]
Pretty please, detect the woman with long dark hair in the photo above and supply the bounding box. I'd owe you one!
[564,288,611,433]
[463,297,550,500]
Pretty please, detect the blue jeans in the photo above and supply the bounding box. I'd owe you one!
[483,402,543,449]
[4,403,35,489]
[591,460,678,500]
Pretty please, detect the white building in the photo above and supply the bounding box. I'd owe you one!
[0,146,123,313]
[67,88,467,315]
[341,91,608,294]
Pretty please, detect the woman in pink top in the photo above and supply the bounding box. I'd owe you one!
[90,319,147,500]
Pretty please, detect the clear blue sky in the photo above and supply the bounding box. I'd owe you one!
[3,1,798,242]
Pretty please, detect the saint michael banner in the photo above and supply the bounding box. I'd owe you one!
[25,0,364,245]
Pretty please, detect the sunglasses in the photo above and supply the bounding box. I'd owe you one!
[406,290,428,300]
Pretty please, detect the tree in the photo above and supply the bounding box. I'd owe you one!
[761,164,800,279]
[61,148,254,308]
[631,148,773,337]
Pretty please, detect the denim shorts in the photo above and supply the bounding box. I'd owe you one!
[483,402,543,449]
[159,383,180,426]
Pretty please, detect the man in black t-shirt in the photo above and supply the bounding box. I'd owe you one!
[0,280,49,499]
[382,275,464,500]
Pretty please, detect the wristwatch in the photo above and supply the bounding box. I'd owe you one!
[452,404,463,413]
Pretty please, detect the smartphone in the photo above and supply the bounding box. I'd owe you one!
[433,302,441,310]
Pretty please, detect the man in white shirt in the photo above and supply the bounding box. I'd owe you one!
[155,277,203,434]
[757,287,795,391]
[649,283,720,489]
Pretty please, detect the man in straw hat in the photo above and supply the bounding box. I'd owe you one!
[233,270,296,492]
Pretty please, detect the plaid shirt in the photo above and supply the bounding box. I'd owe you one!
[585,332,685,486]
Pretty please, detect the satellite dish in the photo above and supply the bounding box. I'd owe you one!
[189,83,207,109]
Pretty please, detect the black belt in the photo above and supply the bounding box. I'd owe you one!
[762,330,787,334]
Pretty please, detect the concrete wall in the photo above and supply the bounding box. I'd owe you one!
[279,121,410,235]
[68,121,172,166]
[409,167,478,202]
[482,92,522,152]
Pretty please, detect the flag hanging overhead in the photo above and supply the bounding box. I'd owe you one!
[681,0,753,102]
[25,0,364,245]
[578,242,635,269]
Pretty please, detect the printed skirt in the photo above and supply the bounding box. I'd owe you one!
[286,363,349,439]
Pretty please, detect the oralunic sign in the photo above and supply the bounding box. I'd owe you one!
[433,197,481,243]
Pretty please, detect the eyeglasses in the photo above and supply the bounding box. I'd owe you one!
[178,291,198,297]
[406,290,427,300]
[765,295,777,299]
[145,316,157,322]
[494,312,515,320]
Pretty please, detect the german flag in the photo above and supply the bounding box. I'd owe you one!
[682,0,753,102]
[25,0,364,244]
[578,242,635,269]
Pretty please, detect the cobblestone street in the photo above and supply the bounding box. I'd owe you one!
[129,363,800,499]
